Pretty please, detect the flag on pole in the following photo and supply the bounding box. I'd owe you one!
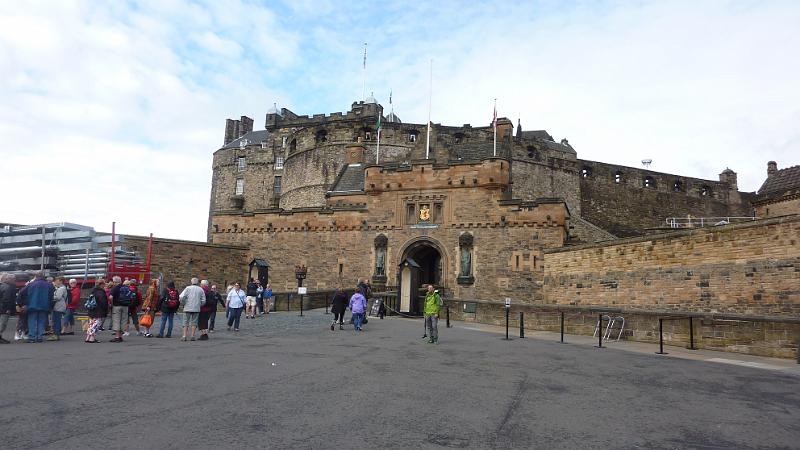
[493,99,497,157]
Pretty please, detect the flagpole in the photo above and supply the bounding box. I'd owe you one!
[493,98,497,157]
[376,121,381,165]
[426,59,432,159]
[362,43,367,101]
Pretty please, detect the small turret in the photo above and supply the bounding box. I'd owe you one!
[719,168,738,190]
[767,161,777,177]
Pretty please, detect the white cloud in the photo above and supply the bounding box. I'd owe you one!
[1,0,798,243]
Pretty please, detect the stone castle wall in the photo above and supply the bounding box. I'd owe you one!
[542,215,800,316]
[122,235,249,291]
[578,160,750,237]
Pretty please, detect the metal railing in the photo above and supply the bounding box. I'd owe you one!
[665,216,758,228]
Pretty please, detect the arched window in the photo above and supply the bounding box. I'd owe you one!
[672,180,683,192]
[580,166,592,178]
[454,133,464,144]
[643,176,656,188]
[526,146,540,161]
[289,139,297,152]
[315,129,328,143]
[408,130,418,143]
[614,171,623,183]
[700,185,712,196]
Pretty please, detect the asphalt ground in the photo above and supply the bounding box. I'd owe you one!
[1,309,799,449]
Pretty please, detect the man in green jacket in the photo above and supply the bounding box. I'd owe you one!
[423,284,442,344]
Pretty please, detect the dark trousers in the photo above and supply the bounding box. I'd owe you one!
[256,297,264,314]
[333,312,345,324]
[209,309,217,330]
[158,312,175,337]
[198,311,210,330]
[227,307,243,329]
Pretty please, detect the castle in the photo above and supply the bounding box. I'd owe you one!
[205,98,779,313]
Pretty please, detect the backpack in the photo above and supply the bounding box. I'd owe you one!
[166,289,179,309]
[117,285,134,306]
[84,294,97,311]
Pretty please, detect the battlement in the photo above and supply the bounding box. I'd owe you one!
[266,101,385,129]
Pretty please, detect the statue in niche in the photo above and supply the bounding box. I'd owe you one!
[460,247,472,277]
[375,246,386,276]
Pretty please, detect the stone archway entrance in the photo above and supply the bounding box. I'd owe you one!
[398,238,444,315]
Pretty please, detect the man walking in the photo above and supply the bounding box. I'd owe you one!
[207,284,223,333]
[424,285,442,344]
[179,278,206,341]
[19,272,53,343]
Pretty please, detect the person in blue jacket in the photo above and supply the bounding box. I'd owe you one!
[18,272,54,343]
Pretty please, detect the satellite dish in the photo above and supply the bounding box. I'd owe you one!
[641,159,652,168]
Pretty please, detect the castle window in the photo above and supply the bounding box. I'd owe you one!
[274,155,284,170]
[643,176,656,188]
[289,139,297,152]
[581,167,592,178]
[700,185,711,196]
[235,178,244,195]
[406,204,416,224]
[365,131,372,141]
[672,180,683,192]
[237,157,247,172]
[408,132,418,143]
[454,133,464,144]
[272,176,282,195]
[261,140,268,149]
[527,146,540,161]
[315,130,328,143]
[614,171,623,183]
[434,202,443,223]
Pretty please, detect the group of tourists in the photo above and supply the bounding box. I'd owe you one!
[0,272,248,344]
[0,272,444,344]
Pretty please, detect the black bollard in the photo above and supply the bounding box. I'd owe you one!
[688,316,695,350]
[656,318,667,355]
[519,311,525,338]
[325,295,329,314]
[287,294,290,311]
[504,306,510,340]
[446,306,451,328]
[560,311,565,343]
[299,294,304,317]
[597,314,603,348]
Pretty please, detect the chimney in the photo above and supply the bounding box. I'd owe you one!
[224,119,240,145]
[767,161,777,177]
[239,116,254,138]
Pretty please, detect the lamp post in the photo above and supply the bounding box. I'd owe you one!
[295,264,307,317]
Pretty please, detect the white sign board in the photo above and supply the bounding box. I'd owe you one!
[298,287,308,295]
[504,297,512,308]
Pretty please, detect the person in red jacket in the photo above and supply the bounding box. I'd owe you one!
[62,278,81,335]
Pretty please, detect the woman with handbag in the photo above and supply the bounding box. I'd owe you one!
[140,279,159,337]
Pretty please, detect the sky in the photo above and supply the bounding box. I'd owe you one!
[1,0,798,241]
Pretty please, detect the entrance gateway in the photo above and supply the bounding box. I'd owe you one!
[397,238,444,315]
